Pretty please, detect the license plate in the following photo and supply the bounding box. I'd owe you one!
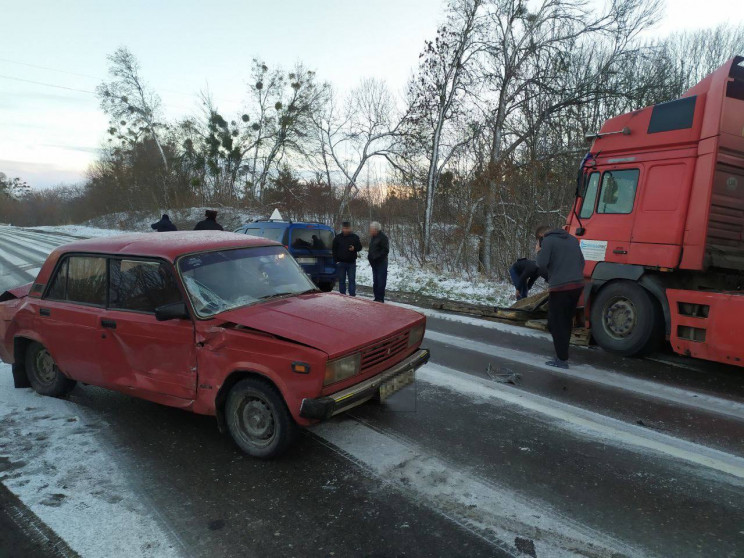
[296,257,317,264]
[379,369,415,401]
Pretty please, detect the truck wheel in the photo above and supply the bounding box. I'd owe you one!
[225,378,296,459]
[318,281,334,292]
[590,282,661,357]
[25,342,76,397]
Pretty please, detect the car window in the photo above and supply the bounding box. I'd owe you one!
[597,169,640,214]
[261,227,286,243]
[109,259,183,313]
[579,172,600,219]
[290,228,333,250]
[242,228,261,236]
[46,256,106,306]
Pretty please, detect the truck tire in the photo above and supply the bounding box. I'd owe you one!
[225,378,296,459]
[590,281,661,357]
[25,342,76,397]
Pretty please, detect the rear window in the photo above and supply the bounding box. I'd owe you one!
[647,96,696,134]
[261,227,286,243]
[290,228,333,250]
[46,256,107,306]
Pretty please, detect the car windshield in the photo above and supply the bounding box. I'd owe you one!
[178,246,316,317]
[290,228,334,251]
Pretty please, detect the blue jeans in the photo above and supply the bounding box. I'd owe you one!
[509,264,529,300]
[337,262,357,296]
[371,261,388,302]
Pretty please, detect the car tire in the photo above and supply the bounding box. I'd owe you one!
[225,378,296,459]
[25,342,76,397]
[318,281,334,292]
[590,281,661,357]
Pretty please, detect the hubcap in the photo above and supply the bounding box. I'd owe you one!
[602,297,637,339]
[238,397,276,447]
[34,349,57,385]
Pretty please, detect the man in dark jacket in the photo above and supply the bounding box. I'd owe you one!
[333,221,363,296]
[151,214,177,232]
[536,225,585,369]
[367,221,389,303]
[508,258,545,300]
[194,210,224,231]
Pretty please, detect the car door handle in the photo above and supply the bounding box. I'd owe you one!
[39,308,51,317]
[613,248,628,255]
[101,319,117,329]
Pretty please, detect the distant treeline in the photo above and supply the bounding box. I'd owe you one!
[2,0,742,277]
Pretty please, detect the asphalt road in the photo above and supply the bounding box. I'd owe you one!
[0,227,743,558]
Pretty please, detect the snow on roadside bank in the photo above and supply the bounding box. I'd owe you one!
[0,366,182,557]
[29,225,126,238]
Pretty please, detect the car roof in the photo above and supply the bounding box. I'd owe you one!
[51,231,279,262]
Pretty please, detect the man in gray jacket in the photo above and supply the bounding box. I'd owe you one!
[535,225,585,369]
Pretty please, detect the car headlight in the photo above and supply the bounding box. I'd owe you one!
[324,353,361,386]
[408,324,425,348]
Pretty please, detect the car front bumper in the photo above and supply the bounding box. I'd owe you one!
[299,348,430,420]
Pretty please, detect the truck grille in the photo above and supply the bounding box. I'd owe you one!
[360,331,410,373]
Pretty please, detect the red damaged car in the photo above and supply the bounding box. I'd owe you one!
[0,232,429,457]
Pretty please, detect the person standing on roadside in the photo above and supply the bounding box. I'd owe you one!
[333,221,362,296]
[194,210,224,231]
[535,225,585,369]
[367,221,389,303]
[150,214,177,232]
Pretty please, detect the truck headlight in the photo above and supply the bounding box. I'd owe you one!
[324,353,361,386]
[408,324,425,348]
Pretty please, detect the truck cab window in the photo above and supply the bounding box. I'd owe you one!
[579,172,600,219]
[597,169,640,214]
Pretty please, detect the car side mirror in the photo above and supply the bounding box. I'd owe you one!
[155,301,190,321]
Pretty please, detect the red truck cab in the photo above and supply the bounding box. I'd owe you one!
[567,56,744,366]
[0,232,429,457]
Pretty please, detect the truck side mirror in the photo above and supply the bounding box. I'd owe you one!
[155,301,190,321]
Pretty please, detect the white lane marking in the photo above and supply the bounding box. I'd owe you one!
[392,301,550,339]
[419,363,744,481]
[314,419,645,558]
[425,329,744,421]
[0,366,183,558]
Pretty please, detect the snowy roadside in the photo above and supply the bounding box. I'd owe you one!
[0,365,183,557]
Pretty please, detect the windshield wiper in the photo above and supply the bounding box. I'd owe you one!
[259,292,296,301]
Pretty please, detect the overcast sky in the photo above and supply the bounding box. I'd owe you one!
[0,0,740,188]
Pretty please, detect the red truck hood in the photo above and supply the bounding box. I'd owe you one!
[217,293,424,357]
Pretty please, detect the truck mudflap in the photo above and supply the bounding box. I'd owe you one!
[300,349,430,420]
[667,289,744,367]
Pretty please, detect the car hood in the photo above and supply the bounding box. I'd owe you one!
[217,293,424,357]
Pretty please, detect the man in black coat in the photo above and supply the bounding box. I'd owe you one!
[151,214,177,232]
[194,210,224,231]
[367,221,389,303]
[332,221,363,296]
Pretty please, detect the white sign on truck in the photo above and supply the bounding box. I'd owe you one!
[579,239,608,261]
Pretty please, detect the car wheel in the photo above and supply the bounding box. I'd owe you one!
[590,281,661,357]
[25,342,76,397]
[225,378,296,458]
[318,281,334,292]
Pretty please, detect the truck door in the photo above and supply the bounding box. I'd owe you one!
[99,258,197,401]
[576,168,640,265]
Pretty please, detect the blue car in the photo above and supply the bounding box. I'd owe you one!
[234,219,337,291]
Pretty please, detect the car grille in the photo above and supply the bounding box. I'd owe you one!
[360,331,410,373]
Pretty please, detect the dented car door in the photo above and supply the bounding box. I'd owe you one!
[99,258,197,401]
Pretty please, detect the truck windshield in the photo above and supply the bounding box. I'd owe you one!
[178,246,316,317]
